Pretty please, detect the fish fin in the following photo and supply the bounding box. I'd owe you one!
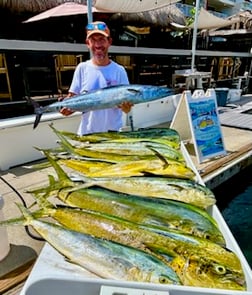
[127,88,141,94]
[27,200,37,209]
[15,203,34,225]
[26,149,77,198]
[41,150,94,191]
[146,146,169,168]
[0,215,25,227]
[35,147,72,184]
[34,113,42,129]
[144,242,176,261]
[49,124,76,155]
[32,191,56,210]
[26,174,57,196]
[48,174,57,187]
[26,97,43,129]
[23,161,52,170]
[0,204,47,226]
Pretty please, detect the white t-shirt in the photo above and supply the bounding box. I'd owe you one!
[69,59,129,135]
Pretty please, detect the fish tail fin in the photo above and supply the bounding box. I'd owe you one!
[34,113,42,130]
[49,124,76,155]
[44,149,73,184]
[26,173,58,197]
[26,97,43,129]
[32,190,55,211]
[0,215,25,227]
[37,148,84,191]
[15,203,33,225]
[30,193,56,220]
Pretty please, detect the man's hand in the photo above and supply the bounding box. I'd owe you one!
[118,101,134,114]
[58,93,75,116]
[60,107,75,116]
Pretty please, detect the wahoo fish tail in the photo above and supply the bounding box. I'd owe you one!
[27,97,43,129]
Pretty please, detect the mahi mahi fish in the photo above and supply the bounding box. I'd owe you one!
[3,203,244,290]
[29,150,215,209]
[59,127,181,144]
[30,84,174,129]
[28,152,223,244]
[14,204,181,285]
[68,175,215,209]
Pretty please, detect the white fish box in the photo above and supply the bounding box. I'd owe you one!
[122,95,181,129]
[0,112,81,171]
[19,143,252,295]
[227,89,242,103]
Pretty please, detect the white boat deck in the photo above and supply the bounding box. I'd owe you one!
[219,98,252,130]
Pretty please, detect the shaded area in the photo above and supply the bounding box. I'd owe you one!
[0,244,37,278]
[213,164,252,268]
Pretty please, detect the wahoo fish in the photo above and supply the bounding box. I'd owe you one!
[30,84,174,129]
[12,204,181,285]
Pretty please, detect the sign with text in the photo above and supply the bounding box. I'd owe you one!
[171,89,227,163]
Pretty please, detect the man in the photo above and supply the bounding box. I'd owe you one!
[60,21,133,135]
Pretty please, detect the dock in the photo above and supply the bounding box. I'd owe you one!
[193,94,252,189]
[1,95,252,294]
[190,125,252,189]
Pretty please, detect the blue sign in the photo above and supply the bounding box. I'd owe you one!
[187,90,227,162]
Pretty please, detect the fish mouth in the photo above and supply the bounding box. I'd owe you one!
[218,274,247,289]
[234,277,246,288]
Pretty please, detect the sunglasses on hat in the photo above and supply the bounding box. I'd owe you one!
[86,23,108,31]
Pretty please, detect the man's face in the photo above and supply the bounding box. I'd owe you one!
[86,33,112,61]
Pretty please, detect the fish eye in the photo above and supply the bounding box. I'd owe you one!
[213,264,226,275]
[204,233,211,240]
[159,275,172,284]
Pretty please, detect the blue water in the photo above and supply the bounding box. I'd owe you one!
[213,165,252,268]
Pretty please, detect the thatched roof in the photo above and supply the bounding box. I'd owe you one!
[109,5,186,27]
[0,0,84,13]
[1,0,186,28]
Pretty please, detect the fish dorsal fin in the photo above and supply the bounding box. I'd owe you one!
[146,146,169,168]
[127,88,141,94]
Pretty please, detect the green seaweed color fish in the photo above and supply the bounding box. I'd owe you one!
[15,204,181,285]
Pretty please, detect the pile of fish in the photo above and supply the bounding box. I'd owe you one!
[0,126,247,290]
